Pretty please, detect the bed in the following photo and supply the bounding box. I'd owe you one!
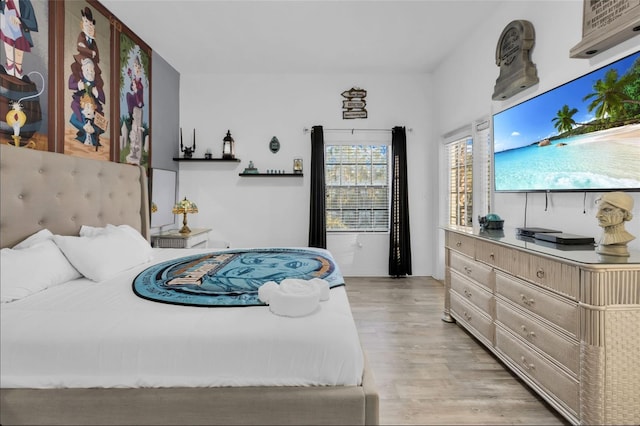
[0,144,379,425]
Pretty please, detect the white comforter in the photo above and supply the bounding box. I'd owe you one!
[0,248,364,389]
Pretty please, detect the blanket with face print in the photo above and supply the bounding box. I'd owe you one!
[132,247,344,307]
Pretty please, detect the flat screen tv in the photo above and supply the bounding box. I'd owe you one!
[493,50,640,192]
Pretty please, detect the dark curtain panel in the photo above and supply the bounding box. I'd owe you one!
[389,126,412,276]
[308,125,326,249]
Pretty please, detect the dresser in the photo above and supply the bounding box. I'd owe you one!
[443,227,640,425]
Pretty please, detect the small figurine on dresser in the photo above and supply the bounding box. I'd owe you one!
[595,192,635,257]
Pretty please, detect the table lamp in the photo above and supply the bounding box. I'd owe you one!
[172,197,198,234]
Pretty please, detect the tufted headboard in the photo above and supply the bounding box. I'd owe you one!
[0,144,150,248]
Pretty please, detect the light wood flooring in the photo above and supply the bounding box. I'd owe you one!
[344,276,569,425]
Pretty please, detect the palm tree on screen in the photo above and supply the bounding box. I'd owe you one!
[552,104,578,134]
[583,68,635,121]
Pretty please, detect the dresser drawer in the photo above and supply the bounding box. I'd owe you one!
[495,272,578,337]
[446,231,475,257]
[495,326,579,415]
[519,252,579,300]
[475,239,518,272]
[450,269,493,315]
[451,291,493,345]
[449,251,493,291]
[495,299,579,375]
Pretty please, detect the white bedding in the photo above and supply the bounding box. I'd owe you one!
[0,248,364,389]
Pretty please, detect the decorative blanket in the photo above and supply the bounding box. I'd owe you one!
[133,248,344,307]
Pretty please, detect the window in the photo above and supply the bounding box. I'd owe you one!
[443,117,491,230]
[447,136,473,228]
[325,144,390,232]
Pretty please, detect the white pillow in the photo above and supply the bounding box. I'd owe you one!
[1,240,82,303]
[79,224,105,237]
[80,224,148,247]
[54,226,153,282]
[12,228,54,249]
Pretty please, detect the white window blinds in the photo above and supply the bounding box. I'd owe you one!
[325,144,390,232]
[447,136,473,228]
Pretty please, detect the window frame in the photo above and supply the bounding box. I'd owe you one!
[324,140,392,233]
[441,116,492,231]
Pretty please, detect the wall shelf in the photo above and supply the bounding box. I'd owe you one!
[239,173,303,177]
[173,157,241,162]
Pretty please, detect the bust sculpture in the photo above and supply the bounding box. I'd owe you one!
[595,192,635,257]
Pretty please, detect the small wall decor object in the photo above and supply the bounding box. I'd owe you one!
[293,158,303,174]
[205,148,212,159]
[492,20,539,100]
[269,136,280,153]
[571,0,640,58]
[172,197,198,234]
[341,87,367,119]
[180,128,196,158]
[595,191,635,257]
[243,160,258,174]
[222,130,235,159]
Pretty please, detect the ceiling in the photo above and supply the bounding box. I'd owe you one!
[100,0,503,75]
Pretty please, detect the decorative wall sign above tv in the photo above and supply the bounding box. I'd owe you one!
[570,0,640,58]
[492,20,539,101]
[342,87,367,119]
[493,50,640,192]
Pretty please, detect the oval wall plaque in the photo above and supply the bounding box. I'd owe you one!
[269,136,280,153]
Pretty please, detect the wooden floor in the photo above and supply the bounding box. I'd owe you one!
[345,276,569,425]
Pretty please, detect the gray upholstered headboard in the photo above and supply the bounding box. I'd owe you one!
[0,144,150,248]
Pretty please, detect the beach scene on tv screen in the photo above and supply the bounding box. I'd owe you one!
[493,51,640,191]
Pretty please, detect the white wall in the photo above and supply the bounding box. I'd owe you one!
[178,73,435,276]
[432,0,640,279]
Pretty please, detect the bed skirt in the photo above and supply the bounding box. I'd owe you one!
[0,353,379,426]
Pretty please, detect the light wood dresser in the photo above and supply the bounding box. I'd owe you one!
[443,227,640,425]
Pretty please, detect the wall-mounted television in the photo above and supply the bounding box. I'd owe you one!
[493,50,640,192]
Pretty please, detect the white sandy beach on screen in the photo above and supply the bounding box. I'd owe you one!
[568,123,640,146]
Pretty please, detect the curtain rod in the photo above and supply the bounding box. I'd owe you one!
[303,127,413,134]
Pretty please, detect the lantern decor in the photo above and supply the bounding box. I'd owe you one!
[293,158,303,174]
[172,197,198,234]
[222,130,235,159]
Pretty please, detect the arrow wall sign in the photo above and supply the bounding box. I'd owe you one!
[341,87,367,119]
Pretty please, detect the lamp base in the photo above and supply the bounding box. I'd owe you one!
[180,212,191,234]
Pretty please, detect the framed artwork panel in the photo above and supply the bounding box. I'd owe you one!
[116,25,151,170]
[0,0,53,151]
[59,0,112,161]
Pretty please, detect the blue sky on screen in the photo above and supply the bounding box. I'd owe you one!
[493,51,639,153]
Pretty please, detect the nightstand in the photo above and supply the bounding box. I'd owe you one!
[151,228,211,248]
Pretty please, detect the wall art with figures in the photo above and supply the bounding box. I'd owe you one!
[0,0,151,169]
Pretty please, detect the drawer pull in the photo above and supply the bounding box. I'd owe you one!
[464,289,472,298]
[489,253,495,260]
[520,356,535,371]
[520,294,535,306]
[464,266,472,274]
[520,325,536,339]
[456,241,462,247]
[463,311,472,321]
[536,268,545,279]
